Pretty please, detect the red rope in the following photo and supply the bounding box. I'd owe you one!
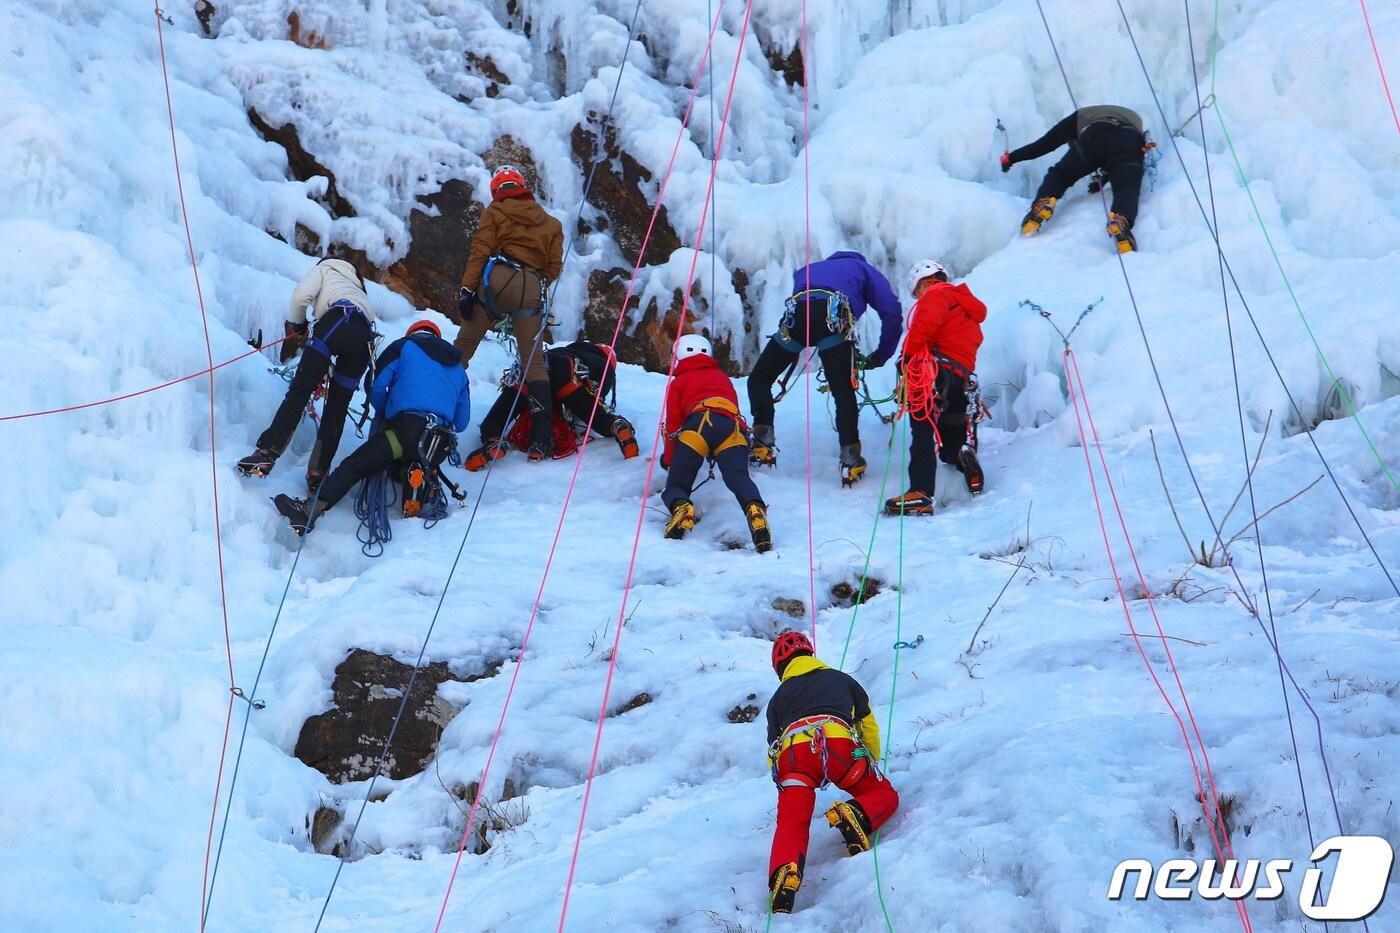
[800,0,817,648]
[430,6,730,928]
[1064,348,1252,933]
[0,338,287,423]
[555,3,755,928]
[900,349,939,425]
[150,11,238,930]
[1359,0,1400,137]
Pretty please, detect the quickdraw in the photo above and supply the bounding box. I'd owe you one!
[1022,296,1104,348]
[777,289,856,355]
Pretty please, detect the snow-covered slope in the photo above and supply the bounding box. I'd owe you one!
[2,0,1398,931]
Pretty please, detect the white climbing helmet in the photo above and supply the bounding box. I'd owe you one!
[908,258,946,293]
[675,333,713,360]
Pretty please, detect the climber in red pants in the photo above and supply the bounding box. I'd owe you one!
[765,631,900,913]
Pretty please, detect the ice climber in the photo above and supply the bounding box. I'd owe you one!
[765,630,900,914]
[1001,105,1147,253]
[745,251,903,485]
[884,260,986,517]
[237,253,378,492]
[463,339,639,470]
[453,165,564,460]
[273,320,470,536]
[661,334,772,553]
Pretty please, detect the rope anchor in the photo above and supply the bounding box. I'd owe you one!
[231,686,266,711]
[1022,297,1104,348]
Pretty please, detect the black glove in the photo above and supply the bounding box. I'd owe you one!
[457,287,476,320]
[1087,171,1106,194]
[1000,151,1013,173]
[280,320,309,363]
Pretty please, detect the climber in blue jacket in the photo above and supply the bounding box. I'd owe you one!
[273,320,470,534]
[746,251,902,485]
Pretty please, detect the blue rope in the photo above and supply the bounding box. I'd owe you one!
[354,466,395,558]
[202,479,324,927]
[312,321,551,931]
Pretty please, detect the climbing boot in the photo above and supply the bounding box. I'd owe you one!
[769,861,802,914]
[744,500,773,554]
[612,416,640,459]
[750,424,777,467]
[957,445,984,495]
[236,447,278,478]
[526,443,552,463]
[826,800,873,856]
[464,439,507,473]
[665,499,698,540]
[1020,196,1057,236]
[840,442,867,487]
[272,493,326,536]
[883,490,933,517]
[1107,212,1137,253]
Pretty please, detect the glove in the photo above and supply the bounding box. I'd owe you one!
[1087,172,1105,194]
[280,320,309,363]
[859,352,886,370]
[999,151,1013,173]
[457,287,476,320]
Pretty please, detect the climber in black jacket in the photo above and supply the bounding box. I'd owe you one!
[1001,104,1147,252]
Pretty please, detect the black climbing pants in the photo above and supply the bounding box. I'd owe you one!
[317,413,428,509]
[1035,122,1145,226]
[747,300,860,447]
[908,370,969,496]
[257,305,374,475]
[662,412,762,511]
[478,370,621,445]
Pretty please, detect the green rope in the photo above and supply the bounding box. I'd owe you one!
[869,409,908,932]
[1207,0,1400,495]
[838,420,900,669]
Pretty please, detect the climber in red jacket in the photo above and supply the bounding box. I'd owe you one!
[885,259,987,516]
[661,334,771,553]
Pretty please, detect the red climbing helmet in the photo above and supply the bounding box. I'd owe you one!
[772,630,814,674]
[490,165,529,198]
[406,319,441,338]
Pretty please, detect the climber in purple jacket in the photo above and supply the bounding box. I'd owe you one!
[746,251,902,485]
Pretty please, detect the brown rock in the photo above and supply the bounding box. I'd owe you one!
[727,704,760,724]
[383,179,481,316]
[293,649,497,784]
[194,0,216,36]
[287,10,328,50]
[246,108,354,219]
[570,118,681,267]
[465,51,510,99]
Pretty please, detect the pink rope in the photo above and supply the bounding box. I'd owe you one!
[1359,0,1400,137]
[151,9,238,928]
[1064,349,1251,933]
[431,5,731,929]
[801,0,817,648]
[555,3,757,928]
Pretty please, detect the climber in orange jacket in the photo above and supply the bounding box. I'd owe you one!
[885,259,987,516]
[765,631,899,914]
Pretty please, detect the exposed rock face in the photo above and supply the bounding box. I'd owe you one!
[570,118,681,267]
[246,108,354,219]
[286,10,328,50]
[294,649,493,784]
[194,0,217,37]
[580,269,743,375]
[465,51,510,99]
[383,179,480,317]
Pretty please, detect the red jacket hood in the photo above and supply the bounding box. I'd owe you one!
[674,353,719,376]
[931,282,986,323]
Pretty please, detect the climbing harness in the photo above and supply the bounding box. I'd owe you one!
[354,415,466,557]
[480,253,548,323]
[670,397,751,459]
[768,714,871,788]
[777,289,856,358]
